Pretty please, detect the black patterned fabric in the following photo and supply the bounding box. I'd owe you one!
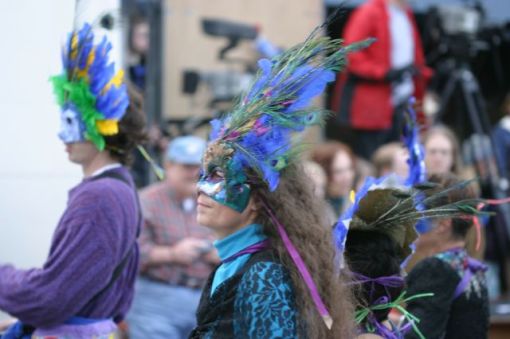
[189,251,299,338]
[405,250,489,339]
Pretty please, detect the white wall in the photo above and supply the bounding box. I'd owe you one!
[0,0,81,272]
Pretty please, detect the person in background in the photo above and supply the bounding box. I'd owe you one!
[492,92,510,189]
[422,125,463,176]
[128,15,150,91]
[331,0,432,160]
[312,141,356,219]
[372,142,409,178]
[352,156,375,191]
[303,160,337,224]
[303,160,328,200]
[126,136,218,339]
[405,173,489,339]
[127,15,169,188]
[405,125,484,275]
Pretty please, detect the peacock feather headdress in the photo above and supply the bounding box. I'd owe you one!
[51,22,129,150]
[203,31,374,194]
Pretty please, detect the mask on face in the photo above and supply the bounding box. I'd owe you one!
[197,163,251,213]
[58,106,86,144]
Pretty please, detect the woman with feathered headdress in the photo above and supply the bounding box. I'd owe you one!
[188,24,373,338]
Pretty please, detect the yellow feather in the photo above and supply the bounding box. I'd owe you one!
[75,48,96,80]
[70,33,78,60]
[104,69,124,91]
[350,189,356,204]
[96,119,119,135]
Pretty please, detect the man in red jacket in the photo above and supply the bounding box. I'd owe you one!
[331,0,432,160]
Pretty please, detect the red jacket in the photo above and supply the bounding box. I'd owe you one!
[331,0,432,130]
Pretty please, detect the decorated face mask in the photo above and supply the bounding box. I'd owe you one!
[197,158,251,213]
[58,105,86,144]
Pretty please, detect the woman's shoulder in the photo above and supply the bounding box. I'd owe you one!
[236,257,295,303]
[406,255,460,294]
[241,260,292,289]
[409,255,456,276]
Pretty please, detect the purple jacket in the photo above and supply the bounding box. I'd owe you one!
[0,167,140,328]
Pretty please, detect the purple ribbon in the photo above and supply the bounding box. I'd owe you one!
[351,273,405,288]
[453,256,488,299]
[351,272,405,305]
[261,201,333,329]
[368,313,400,339]
[363,305,413,339]
[222,239,271,263]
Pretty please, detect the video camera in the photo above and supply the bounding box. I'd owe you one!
[201,18,258,60]
[182,18,263,112]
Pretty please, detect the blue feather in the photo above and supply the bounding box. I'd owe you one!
[209,118,224,140]
[245,59,273,102]
[403,98,426,186]
[333,175,389,251]
[285,69,335,112]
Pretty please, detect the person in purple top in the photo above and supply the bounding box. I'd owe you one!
[0,14,147,339]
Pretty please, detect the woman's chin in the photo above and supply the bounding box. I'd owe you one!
[197,213,213,229]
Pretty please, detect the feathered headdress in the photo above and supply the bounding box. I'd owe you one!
[205,32,374,190]
[51,22,129,150]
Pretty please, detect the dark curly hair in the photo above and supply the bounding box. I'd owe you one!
[345,229,404,323]
[104,84,148,165]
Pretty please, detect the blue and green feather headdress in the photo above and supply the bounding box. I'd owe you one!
[51,22,129,150]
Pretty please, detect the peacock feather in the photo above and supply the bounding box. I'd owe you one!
[334,178,491,261]
[207,30,374,191]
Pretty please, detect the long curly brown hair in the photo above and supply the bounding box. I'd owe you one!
[252,162,356,338]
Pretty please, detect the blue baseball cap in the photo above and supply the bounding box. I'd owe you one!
[166,136,206,165]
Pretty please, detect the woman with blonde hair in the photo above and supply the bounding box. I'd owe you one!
[422,125,463,176]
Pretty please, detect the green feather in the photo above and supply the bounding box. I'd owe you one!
[49,75,107,150]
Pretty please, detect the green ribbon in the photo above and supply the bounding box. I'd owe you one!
[354,291,434,339]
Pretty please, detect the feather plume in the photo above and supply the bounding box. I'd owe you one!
[209,30,374,190]
[50,23,129,150]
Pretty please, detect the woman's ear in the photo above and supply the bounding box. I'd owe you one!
[248,195,261,213]
[436,218,452,234]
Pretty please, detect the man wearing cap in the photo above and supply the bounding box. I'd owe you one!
[126,136,218,339]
